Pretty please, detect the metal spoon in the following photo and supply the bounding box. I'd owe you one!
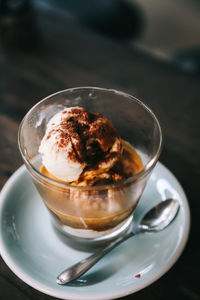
[57,198,180,285]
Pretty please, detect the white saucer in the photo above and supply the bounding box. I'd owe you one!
[0,162,190,300]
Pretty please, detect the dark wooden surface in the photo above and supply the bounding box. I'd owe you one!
[0,1,200,299]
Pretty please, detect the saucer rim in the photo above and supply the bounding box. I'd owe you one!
[0,162,190,300]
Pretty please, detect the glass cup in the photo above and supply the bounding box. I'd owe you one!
[18,87,162,243]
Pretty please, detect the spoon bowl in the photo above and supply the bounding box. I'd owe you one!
[57,198,180,285]
[139,198,180,231]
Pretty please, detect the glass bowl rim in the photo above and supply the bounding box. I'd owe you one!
[18,86,163,190]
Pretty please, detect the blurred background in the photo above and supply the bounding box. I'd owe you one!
[1,0,200,73]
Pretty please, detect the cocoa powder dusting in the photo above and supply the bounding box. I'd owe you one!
[53,108,121,166]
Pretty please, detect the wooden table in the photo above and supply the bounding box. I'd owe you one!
[0,1,199,299]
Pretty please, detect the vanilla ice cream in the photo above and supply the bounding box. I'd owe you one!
[39,106,124,183]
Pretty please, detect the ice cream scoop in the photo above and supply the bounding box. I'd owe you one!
[39,107,122,183]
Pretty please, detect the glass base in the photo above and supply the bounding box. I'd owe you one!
[51,214,133,247]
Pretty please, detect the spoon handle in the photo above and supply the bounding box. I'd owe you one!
[56,231,135,285]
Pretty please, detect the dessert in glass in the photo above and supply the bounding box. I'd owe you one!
[18,87,162,242]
